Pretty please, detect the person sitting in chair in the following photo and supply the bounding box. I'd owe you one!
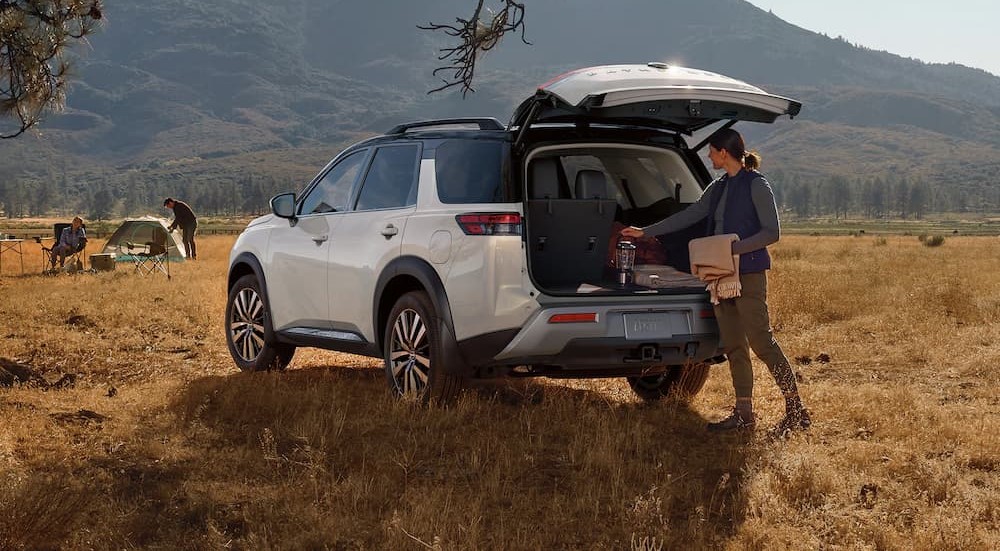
[50,216,87,270]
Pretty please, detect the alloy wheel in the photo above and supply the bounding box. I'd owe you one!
[230,287,265,362]
[389,308,431,396]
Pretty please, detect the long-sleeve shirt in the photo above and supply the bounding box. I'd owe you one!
[168,200,197,230]
[58,226,87,250]
[641,174,780,254]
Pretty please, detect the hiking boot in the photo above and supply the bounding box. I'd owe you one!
[771,408,812,438]
[707,409,756,432]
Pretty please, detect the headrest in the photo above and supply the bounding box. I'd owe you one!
[575,169,608,199]
[530,158,561,199]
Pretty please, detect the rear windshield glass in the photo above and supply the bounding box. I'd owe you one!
[435,140,507,203]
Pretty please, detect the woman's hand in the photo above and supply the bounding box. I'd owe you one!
[619,226,645,239]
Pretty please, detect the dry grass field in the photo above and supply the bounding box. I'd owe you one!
[0,234,997,550]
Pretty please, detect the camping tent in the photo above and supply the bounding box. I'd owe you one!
[101,217,187,261]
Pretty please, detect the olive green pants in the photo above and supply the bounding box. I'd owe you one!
[714,271,797,400]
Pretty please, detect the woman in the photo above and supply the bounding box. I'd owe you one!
[621,128,810,435]
[49,216,87,270]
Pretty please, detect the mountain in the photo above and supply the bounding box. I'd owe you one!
[1,0,998,215]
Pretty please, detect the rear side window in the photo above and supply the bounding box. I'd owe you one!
[435,140,506,203]
[355,144,420,211]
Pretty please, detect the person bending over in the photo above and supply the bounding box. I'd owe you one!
[164,197,198,259]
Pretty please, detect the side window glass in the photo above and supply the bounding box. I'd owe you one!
[436,140,505,203]
[299,150,367,215]
[355,145,420,211]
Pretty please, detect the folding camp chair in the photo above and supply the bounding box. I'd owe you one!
[38,222,87,273]
[124,228,170,279]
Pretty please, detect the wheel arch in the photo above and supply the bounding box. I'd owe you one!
[373,256,456,353]
[228,252,267,293]
[227,252,279,343]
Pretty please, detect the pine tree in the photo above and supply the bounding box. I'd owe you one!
[907,180,929,219]
[1,1,104,138]
[87,183,113,220]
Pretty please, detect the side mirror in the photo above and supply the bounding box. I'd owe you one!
[270,193,297,220]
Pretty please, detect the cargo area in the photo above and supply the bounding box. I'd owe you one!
[523,144,710,295]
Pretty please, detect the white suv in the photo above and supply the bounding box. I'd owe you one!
[225,63,801,402]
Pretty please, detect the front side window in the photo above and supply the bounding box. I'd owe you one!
[355,145,420,211]
[299,149,367,215]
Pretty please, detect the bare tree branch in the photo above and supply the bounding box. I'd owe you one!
[0,0,103,139]
[418,0,529,97]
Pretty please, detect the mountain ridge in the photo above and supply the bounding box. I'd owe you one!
[1,0,997,215]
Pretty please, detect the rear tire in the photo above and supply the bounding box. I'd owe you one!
[384,291,464,404]
[627,362,710,402]
[225,274,295,372]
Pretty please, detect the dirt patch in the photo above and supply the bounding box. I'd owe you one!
[65,314,95,327]
[50,409,108,424]
[0,358,77,389]
[0,358,47,387]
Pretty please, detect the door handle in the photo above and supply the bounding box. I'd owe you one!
[380,224,399,238]
[312,235,328,244]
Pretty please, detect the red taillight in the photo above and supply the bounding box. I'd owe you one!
[455,213,522,236]
[548,313,598,324]
[699,309,716,319]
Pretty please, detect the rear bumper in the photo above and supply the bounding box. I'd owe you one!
[458,300,722,371]
[498,334,722,369]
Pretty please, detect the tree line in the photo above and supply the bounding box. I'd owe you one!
[0,174,293,221]
[1,170,997,221]
[768,170,999,219]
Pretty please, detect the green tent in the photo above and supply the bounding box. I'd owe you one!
[101,217,187,261]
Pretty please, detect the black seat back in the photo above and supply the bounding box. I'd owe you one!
[575,169,608,199]
[53,223,70,241]
[529,157,568,200]
[145,227,169,256]
[526,162,617,288]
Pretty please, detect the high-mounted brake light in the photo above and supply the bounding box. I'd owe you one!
[455,213,522,236]
[548,313,598,324]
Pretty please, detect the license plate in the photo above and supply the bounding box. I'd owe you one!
[623,312,686,340]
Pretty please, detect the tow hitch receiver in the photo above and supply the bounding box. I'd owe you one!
[641,344,659,361]
[625,344,662,363]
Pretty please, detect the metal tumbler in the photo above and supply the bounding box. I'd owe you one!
[615,240,637,286]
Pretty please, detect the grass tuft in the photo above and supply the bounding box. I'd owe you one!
[923,235,946,247]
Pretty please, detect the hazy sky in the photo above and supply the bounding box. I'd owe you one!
[746,1,999,77]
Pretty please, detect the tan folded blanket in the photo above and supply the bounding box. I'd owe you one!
[688,234,741,304]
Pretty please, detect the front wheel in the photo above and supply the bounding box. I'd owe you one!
[384,291,464,404]
[626,362,711,402]
[225,274,295,371]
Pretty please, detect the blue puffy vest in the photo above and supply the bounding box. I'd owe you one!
[706,169,772,274]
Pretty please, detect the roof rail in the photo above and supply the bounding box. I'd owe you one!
[387,118,505,134]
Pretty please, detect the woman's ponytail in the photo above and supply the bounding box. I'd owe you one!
[709,128,760,171]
